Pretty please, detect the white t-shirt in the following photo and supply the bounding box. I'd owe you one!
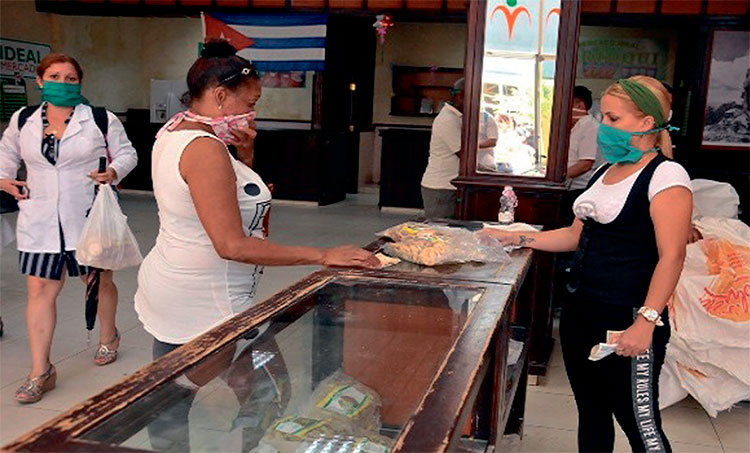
[568,114,600,190]
[573,161,692,224]
[422,103,462,191]
[135,130,272,344]
[478,112,499,172]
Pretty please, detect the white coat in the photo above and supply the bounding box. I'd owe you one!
[0,104,138,253]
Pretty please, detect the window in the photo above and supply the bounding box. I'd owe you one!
[476,0,561,177]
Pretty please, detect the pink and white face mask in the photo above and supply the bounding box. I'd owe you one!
[157,110,256,143]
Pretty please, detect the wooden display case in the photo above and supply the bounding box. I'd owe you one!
[390,65,463,117]
[5,222,534,453]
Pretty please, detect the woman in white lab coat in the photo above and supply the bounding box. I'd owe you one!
[0,53,137,404]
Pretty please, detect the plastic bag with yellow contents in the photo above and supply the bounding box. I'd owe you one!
[378,222,508,266]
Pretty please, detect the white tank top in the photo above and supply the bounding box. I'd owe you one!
[134,130,271,344]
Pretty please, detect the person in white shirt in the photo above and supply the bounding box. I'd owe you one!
[483,75,691,453]
[562,85,600,225]
[421,78,464,218]
[0,54,138,403]
[135,39,378,451]
[477,111,499,172]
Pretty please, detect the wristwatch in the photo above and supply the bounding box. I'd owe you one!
[637,307,664,326]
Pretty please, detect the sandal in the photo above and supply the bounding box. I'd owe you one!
[94,329,120,366]
[15,364,56,404]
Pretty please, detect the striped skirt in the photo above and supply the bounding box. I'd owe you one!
[18,250,90,280]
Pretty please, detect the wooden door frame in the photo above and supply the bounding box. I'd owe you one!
[457,0,582,187]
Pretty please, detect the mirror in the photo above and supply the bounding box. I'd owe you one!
[477,0,561,177]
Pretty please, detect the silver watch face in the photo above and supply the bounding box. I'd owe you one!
[640,308,658,321]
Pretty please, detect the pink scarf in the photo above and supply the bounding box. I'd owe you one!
[156,110,256,143]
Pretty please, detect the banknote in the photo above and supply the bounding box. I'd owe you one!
[606,330,624,344]
[589,343,617,361]
[588,330,626,361]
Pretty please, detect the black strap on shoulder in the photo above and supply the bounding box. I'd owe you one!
[17,105,40,130]
[91,106,109,148]
[91,106,108,137]
[18,105,108,140]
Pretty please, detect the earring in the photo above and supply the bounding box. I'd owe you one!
[219,104,223,110]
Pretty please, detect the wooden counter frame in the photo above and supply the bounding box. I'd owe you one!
[5,252,533,453]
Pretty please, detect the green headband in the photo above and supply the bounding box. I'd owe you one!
[617,79,666,127]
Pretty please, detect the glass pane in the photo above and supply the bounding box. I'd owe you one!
[539,58,556,170]
[542,0,561,55]
[485,0,539,53]
[478,0,560,177]
[82,279,484,452]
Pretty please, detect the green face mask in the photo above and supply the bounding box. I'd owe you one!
[40,81,88,107]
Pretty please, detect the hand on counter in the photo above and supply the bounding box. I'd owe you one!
[322,245,380,269]
[479,228,520,246]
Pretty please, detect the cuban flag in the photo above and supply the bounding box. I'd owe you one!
[202,12,327,72]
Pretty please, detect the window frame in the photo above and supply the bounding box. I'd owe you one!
[457,0,582,187]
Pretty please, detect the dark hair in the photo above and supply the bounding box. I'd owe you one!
[185,39,259,104]
[573,85,593,110]
[37,53,83,81]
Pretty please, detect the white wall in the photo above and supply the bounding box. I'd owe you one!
[372,22,467,127]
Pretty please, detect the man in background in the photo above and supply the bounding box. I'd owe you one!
[421,78,464,218]
[477,110,499,172]
[561,85,600,225]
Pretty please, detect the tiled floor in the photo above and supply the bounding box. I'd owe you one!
[1,192,749,452]
[523,338,750,452]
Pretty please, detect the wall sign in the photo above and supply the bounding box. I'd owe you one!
[577,37,668,80]
[0,37,51,80]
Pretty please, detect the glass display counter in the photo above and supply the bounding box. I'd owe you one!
[6,243,533,452]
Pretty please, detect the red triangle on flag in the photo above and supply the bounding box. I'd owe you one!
[203,13,255,51]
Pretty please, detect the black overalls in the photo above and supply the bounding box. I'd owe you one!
[562,154,672,453]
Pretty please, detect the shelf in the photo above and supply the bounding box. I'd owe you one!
[501,326,528,431]
[388,112,439,118]
[391,65,463,117]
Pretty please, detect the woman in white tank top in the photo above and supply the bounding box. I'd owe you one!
[135,41,378,349]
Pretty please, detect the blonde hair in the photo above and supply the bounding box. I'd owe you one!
[603,75,673,158]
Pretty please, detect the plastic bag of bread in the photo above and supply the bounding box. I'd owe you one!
[76,185,143,270]
[377,222,452,242]
[379,222,508,266]
[307,371,382,435]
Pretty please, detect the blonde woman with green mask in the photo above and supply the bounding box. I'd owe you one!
[0,53,138,403]
[483,76,692,452]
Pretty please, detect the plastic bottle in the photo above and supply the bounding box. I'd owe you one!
[498,185,518,225]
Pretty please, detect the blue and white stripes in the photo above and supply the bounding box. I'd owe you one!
[207,13,327,72]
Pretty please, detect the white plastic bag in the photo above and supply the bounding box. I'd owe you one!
[691,179,740,220]
[661,339,750,417]
[377,222,509,266]
[660,216,750,415]
[76,185,143,270]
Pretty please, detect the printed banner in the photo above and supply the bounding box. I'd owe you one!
[1,37,51,80]
[577,37,668,80]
